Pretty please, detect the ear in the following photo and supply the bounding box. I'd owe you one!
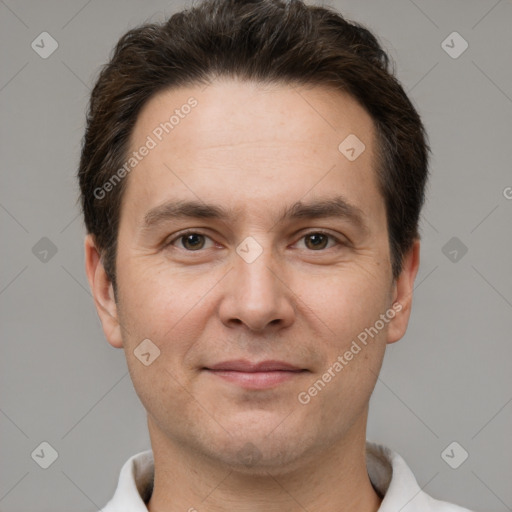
[386,239,421,344]
[84,234,123,348]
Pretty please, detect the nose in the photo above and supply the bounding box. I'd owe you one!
[218,243,295,333]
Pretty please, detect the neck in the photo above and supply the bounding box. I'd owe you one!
[146,414,381,512]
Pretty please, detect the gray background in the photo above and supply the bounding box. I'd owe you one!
[1,0,511,510]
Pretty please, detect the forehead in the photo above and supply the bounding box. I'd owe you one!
[132,79,374,153]
[121,79,383,229]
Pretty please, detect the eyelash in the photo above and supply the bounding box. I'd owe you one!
[166,230,347,252]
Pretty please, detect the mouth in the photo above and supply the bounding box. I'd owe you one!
[203,360,309,389]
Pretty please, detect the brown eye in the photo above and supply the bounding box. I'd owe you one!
[304,233,330,250]
[180,233,206,250]
[167,231,214,251]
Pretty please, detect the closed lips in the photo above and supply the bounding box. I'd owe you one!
[205,360,306,372]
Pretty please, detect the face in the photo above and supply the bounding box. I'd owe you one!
[86,79,419,473]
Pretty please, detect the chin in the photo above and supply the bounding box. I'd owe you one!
[204,425,319,475]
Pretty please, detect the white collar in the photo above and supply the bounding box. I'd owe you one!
[100,441,472,511]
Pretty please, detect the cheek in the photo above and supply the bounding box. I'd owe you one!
[116,267,207,416]
[117,262,222,376]
[117,259,203,331]
[298,266,391,343]
[300,274,389,424]
[300,269,389,382]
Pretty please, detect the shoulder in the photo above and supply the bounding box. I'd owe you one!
[366,441,475,512]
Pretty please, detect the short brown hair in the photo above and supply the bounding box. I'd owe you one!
[78,0,429,291]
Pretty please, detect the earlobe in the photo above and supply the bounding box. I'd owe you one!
[84,234,123,348]
[386,239,421,344]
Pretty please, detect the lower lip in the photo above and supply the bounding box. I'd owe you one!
[205,369,305,389]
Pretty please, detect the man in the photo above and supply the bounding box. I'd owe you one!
[79,0,473,510]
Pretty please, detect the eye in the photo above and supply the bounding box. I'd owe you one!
[165,230,346,253]
[167,231,215,251]
[295,231,345,251]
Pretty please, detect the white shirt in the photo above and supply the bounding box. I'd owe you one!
[100,442,474,511]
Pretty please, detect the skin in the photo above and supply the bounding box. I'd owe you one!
[85,79,420,512]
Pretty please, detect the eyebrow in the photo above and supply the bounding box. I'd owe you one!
[141,195,369,235]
